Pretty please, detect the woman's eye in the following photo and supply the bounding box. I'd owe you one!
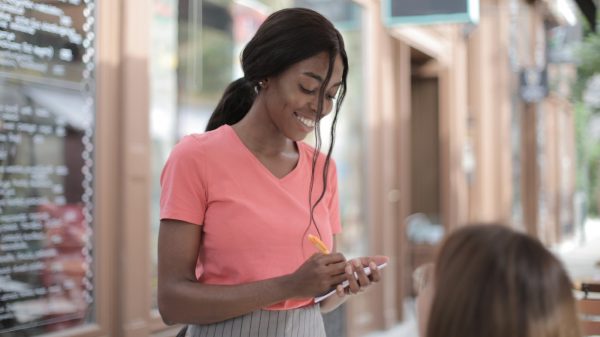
[300,85,336,101]
[299,85,316,94]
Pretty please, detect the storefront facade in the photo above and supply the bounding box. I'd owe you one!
[0,0,584,336]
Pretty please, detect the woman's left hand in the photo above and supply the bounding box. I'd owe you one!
[336,255,389,296]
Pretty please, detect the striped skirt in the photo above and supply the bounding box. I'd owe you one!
[185,304,326,337]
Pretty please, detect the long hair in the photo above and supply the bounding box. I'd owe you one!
[206,8,349,240]
[426,224,581,337]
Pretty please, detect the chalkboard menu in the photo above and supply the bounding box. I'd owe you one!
[382,0,479,26]
[0,0,96,335]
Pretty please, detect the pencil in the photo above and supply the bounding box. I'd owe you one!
[308,234,330,254]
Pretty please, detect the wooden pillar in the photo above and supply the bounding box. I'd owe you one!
[522,1,544,237]
[522,103,539,236]
[394,40,412,323]
[380,34,401,328]
[96,0,122,335]
[427,25,467,232]
[117,0,152,336]
[467,0,513,225]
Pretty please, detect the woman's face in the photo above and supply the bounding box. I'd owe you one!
[264,51,344,141]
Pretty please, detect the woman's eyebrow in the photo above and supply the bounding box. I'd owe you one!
[303,72,342,87]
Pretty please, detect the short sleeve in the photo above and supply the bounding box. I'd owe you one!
[327,159,342,234]
[160,136,207,225]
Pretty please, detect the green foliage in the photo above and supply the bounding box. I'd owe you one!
[573,33,600,101]
[575,102,590,189]
[578,33,600,78]
[588,141,600,216]
[574,16,600,216]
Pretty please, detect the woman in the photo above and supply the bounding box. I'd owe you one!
[421,224,581,337]
[158,7,387,337]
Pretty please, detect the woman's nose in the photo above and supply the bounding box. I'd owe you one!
[308,96,331,114]
[308,96,319,111]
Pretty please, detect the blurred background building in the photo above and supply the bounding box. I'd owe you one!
[0,0,598,336]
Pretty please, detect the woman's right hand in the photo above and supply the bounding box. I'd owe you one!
[288,253,348,298]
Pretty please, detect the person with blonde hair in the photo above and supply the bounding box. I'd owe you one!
[421,224,581,337]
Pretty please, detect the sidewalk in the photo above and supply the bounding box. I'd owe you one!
[362,300,418,337]
[553,218,600,283]
[363,219,600,337]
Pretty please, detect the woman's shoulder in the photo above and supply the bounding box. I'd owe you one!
[173,126,230,155]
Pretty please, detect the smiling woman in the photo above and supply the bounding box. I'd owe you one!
[157,7,388,337]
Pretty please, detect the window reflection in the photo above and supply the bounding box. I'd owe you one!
[0,1,96,334]
[0,83,93,334]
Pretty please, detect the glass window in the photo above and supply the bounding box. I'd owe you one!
[150,0,178,309]
[0,1,96,334]
[311,13,369,258]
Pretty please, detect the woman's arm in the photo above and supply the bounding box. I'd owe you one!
[157,219,348,325]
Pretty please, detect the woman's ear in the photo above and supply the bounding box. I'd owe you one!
[255,79,268,94]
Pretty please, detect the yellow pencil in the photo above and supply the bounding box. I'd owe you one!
[308,234,330,254]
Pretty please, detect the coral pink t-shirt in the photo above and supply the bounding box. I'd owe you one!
[160,125,341,310]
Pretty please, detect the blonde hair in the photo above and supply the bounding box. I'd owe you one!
[426,224,581,337]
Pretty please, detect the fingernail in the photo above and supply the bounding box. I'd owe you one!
[353,260,361,268]
[345,265,353,274]
[370,262,377,269]
[336,285,344,296]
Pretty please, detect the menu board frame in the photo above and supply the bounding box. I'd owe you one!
[382,0,479,27]
[0,1,103,335]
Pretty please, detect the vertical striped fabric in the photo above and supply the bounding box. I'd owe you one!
[186,304,326,337]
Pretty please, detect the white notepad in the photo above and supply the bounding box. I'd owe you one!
[314,262,388,303]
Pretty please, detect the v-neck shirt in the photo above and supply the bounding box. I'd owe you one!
[160,124,341,310]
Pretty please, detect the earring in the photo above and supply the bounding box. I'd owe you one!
[255,80,267,94]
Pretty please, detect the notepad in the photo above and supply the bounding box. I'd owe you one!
[314,262,388,303]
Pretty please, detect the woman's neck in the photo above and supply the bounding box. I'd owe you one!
[232,103,296,157]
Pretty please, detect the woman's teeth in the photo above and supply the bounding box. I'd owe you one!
[295,114,315,128]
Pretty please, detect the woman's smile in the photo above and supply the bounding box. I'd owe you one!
[294,111,316,130]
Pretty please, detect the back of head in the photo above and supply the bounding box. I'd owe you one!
[426,224,581,337]
[206,7,348,131]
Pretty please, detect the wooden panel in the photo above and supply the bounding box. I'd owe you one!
[580,320,600,336]
[395,40,412,321]
[410,77,440,218]
[119,0,151,336]
[578,298,600,315]
[577,295,600,336]
[93,0,122,336]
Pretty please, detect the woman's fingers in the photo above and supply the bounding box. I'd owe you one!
[353,259,371,290]
[369,261,381,282]
[344,259,371,294]
[327,260,349,276]
[314,255,387,297]
[331,273,349,286]
[345,263,361,294]
[343,257,385,295]
[320,252,346,264]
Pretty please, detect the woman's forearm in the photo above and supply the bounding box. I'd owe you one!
[158,274,297,325]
